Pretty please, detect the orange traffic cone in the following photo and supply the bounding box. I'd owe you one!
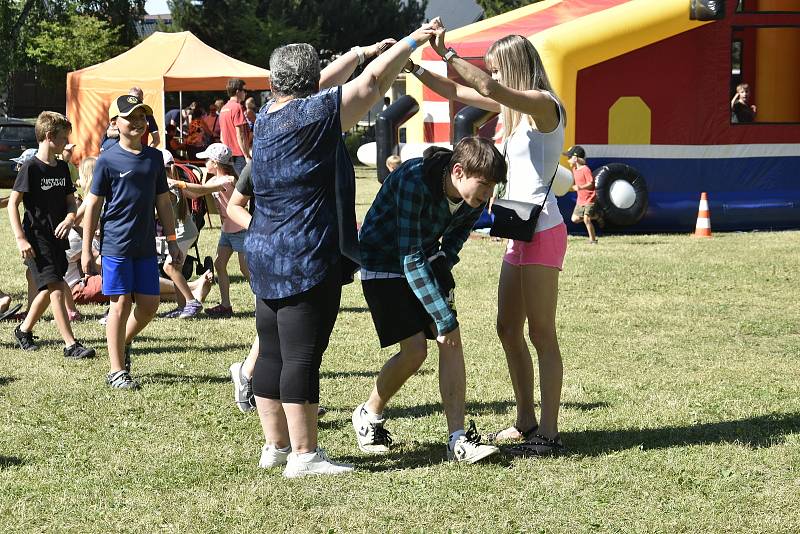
[692,192,712,238]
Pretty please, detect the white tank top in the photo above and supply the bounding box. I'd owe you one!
[503,92,564,233]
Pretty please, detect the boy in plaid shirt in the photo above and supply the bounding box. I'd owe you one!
[352,137,507,463]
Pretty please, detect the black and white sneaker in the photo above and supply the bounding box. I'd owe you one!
[352,403,392,453]
[64,341,95,359]
[106,370,139,390]
[14,324,38,351]
[229,361,255,413]
[447,421,499,464]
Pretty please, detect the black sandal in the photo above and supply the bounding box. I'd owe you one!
[507,433,564,457]
[486,423,538,444]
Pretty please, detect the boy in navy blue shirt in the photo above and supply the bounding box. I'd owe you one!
[7,111,95,359]
[82,95,183,390]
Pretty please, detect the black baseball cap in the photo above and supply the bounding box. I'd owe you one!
[109,94,153,120]
[563,145,586,158]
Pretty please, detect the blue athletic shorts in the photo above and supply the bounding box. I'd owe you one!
[101,255,160,296]
[218,230,246,253]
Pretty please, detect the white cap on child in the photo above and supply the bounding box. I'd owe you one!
[196,143,232,165]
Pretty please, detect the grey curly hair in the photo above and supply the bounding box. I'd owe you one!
[269,43,320,99]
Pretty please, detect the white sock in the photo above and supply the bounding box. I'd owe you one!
[448,429,465,447]
[362,404,383,422]
[276,445,290,452]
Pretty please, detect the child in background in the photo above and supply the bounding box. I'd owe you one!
[6,111,95,358]
[81,94,183,390]
[565,145,600,244]
[159,149,230,318]
[198,143,248,318]
[386,154,401,173]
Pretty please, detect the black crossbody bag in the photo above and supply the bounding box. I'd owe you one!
[490,142,557,242]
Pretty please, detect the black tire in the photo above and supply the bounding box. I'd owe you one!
[594,163,648,226]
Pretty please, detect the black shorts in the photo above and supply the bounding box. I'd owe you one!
[362,277,455,348]
[25,235,68,291]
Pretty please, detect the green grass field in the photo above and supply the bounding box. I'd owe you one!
[1,170,799,533]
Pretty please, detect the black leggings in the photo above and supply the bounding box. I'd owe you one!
[252,265,342,404]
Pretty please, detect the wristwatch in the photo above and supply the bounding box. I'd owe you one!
[413,64,426,77]
[442,48,458,62]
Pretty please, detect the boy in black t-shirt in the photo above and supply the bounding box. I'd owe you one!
[6,111,95,358]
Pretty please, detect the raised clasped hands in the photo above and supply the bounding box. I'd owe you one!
[428,16,448,56]
[409,17,444,47]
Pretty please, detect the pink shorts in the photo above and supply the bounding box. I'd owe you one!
[503,222,568,270]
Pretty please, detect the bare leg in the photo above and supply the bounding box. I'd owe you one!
[63,286,78,315]
[124,293,160,344]
[365,332,428,415]
[243,336,259,378]
[437,329,466,435]
[214,246,234,308]
[107,294,133,372]
[255,396,290,448]
[49,282,76,347]
[21,289,51,333]
[283,402,319,454]
[584,214,596,241]
[496,261,538,432]
[164,261,193,307]
[158,277,177,299]
[189,270,213,302]
[0,291,12,313]
[521,264,562,439]
[25,269,35,309]
[237,252,250,281]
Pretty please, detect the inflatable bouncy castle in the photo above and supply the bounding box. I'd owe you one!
[405,0,800,232]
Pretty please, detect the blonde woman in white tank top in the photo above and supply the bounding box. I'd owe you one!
[411,24,566,455]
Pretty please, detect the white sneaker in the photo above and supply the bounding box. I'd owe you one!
[282,448,354,479]
[352,403,392,453]
[258,443,291,468]
[229,361,254,413]
[447,421,499,464]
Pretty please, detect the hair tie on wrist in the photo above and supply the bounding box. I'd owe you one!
[403,36,418,51]
[166,234,177,242]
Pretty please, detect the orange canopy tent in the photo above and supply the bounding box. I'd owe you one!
[66,31,271,160]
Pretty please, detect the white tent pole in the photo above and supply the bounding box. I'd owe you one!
[179,90,183,140]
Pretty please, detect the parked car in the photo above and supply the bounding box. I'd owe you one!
[0,118,37,188]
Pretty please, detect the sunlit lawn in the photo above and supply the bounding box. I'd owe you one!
[1,170,799,533]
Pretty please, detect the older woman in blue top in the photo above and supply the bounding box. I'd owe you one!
[247,22,440,478]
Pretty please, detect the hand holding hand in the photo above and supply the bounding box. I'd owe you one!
[409,19,441,47]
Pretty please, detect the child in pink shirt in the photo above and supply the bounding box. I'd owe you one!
[196,143,248,317]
